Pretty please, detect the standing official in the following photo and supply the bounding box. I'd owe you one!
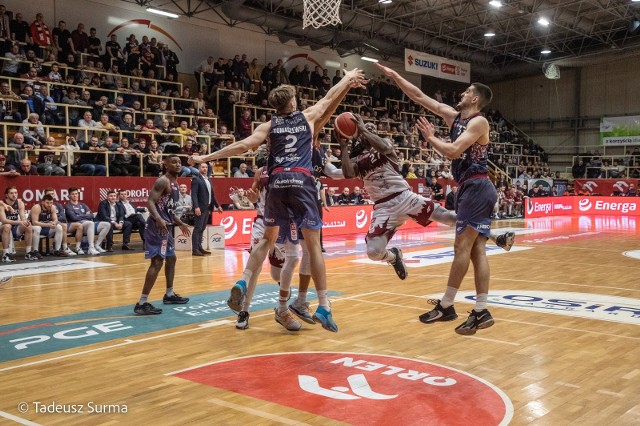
[190,162,222,256]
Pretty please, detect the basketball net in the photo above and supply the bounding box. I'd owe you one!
[303,0,342,29]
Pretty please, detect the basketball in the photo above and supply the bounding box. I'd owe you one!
[334,112,358,139]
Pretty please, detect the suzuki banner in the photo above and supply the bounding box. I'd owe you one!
[404,48,470,83]
[573,179,638,196]
[525,196,640,218]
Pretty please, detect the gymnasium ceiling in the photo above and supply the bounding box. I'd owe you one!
[125,0,640,81]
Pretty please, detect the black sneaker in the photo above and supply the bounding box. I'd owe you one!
[455,309,495,335]
[496,231,515,252]
[236,311,250,329]
[388,247,407,280]
[163,293,190,304]
[419,299,458,323]
[134,302,163,315]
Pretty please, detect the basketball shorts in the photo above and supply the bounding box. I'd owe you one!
[144,221,175,259]
[455,177,497,238]
[264,171,321,231]
[366,191,435,241]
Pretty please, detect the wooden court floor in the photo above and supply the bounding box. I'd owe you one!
[0,216,639,425]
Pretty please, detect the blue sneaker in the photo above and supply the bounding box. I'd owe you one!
[289,298,315,324]
[227,280,247,312]
[312,305,338,332]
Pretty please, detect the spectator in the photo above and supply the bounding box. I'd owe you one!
[17,158,38,176]
[10,13,31,45]
[0,154,18,176]
[37,136,65,176]
[351,186,365,205]
[0,80,23,122]
[60,135,80,172]
[97,189,133,252]
[145,139,163,176]
[234,162,250,178]
[20,113,46,146]
[70,23,90,55]
[336,187,352,205]
[175,120,197,144]
[445,185,457,210]
[2,43,25,77]
[179,139,199,176]
[77,136,107,175]
[230,188,254,210]
[7,132,34,167]
[117,189,146,248]
[325,187,338,206]
[111,137,140,176]
[88,27,102,57]
[52,20,71,61]
[76,110,99,145]
[29,13,53,55]
[428,176,444,201]
[175,183,193,222]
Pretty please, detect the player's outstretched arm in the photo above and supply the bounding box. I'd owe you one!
[375,63,457,125]
[416,116,488,160]
[190,122,270,164]
[335,131,358,179]
[353,114,395,155]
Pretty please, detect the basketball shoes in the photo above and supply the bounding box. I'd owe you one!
[236,311,250,329]
[289,298,315,324]
[388,247,407,280]
[274,308,302,331]
[496,231,515,252]
[454,309,495,335]
[312,305,338,332]
[227,279,247,312]
[419,299,458,323]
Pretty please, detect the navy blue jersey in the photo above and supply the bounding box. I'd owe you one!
[450,112,489,183]
[267,111,313,174]
[54,202,66,223]
[153,177,180,224]
[5,199,19,221]
[38,205,53,223]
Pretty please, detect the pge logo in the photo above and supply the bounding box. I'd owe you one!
[578,198,593,212]
[355,209,368,229]
[220,216,237,239]
[582,181,598,192]
[176,233,189,245]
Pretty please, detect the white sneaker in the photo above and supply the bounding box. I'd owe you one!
[64,247,77,256]
[75,247,85,255]
[1,253,15,263]
[94,245,106,253]
[87,247,100,255]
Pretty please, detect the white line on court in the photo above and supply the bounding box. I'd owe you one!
[207,397,311,425]
[0,410,41,426]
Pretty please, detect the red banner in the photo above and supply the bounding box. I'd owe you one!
[525,196,640,218]
[212,205,425,245]
[573,179,638,196]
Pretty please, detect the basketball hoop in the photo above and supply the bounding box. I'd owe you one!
[542,63,560,80]
[303,0,342,29]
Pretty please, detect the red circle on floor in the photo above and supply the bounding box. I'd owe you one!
[175,352,513,425]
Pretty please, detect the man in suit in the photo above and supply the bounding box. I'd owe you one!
[97,189,133,251]
[190,162,222,256]
[117,189,146,249]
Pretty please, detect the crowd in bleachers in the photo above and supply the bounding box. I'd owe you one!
[571,148,640,179]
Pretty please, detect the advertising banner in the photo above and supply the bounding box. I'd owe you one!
[404,48,470,83]
[573,179,638,196]
[525,196,640,219]
[600,115,640,146]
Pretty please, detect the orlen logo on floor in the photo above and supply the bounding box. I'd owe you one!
[578,198,593,211]
[174,353,513,426]
[355,209,368,229]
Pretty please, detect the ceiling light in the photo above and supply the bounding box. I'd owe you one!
[538,17,550,26]
[361,56,379,63]
[146,8,179,18]
[541,49,551,54]
[484,31,496,37]
[378,0,393,4]
[489,1,503,8]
